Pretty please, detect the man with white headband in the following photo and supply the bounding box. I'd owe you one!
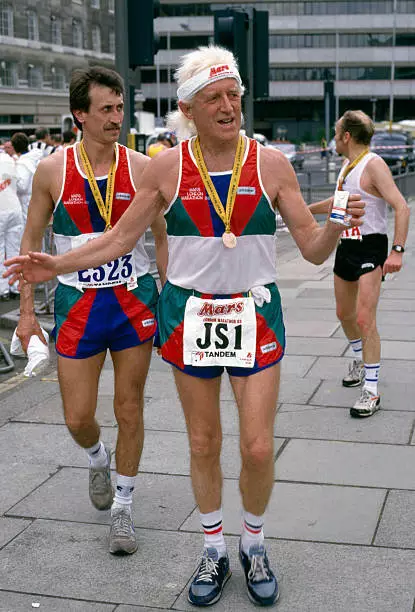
[4,46,365,607]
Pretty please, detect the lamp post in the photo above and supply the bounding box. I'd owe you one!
[389,0,397,130]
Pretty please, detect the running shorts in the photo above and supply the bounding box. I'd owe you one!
[54,273,158,358]
[334,233,388,282]
[156,281,285,378]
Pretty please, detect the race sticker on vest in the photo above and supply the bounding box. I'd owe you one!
[341,226,362,240]
[183,296,256,368]
[72,233,138,291]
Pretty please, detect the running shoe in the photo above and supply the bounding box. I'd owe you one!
[109,506,138,555]
[89,445,113,510]
[342,359,364,387]
[188,547,231,606]
[350,388,381,418]
[239,542,279,607]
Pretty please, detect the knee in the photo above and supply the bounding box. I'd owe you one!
[114,398,142,431]
[189,431,221,462]
[336,303,355,324]
[65,413,93,436]
[356,310,376,336]
[240,436,274,470]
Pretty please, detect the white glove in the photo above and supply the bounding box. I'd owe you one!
[10,328,50,377]
[250,285,271,308]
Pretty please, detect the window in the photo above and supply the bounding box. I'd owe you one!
[0,60,17,87]
[27,64,43,89]
[91,0,100,7]
[0,5,13,36]
[108,0,114,12]
[92,25,101,52]
[51,67,66,90]
[72,19,83,48]
[109,28,115,54]
[27,10,38,41]
[51,16,62,45]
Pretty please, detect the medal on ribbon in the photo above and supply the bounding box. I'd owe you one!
[78,140,117,232]
[193,135,244,248]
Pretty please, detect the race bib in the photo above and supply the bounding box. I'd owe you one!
[183,296,256,368]
[341,226,362,240]
[72,233,137,290]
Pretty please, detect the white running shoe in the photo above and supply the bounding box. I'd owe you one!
[350,388,380,418]
[342,359,364,388]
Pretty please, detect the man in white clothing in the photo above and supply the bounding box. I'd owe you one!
[11,132,38,225]
[0,149,23,299]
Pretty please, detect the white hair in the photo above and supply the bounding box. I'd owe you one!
[166,45,245,141]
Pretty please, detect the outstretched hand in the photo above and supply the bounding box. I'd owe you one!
[3,252,58,285]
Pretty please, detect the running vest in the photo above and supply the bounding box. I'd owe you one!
[53,143,150,287]
[336,151,387,237]
[165,136,277,293]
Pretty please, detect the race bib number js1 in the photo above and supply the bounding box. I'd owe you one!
[183,296,256,368]
[72,233,137,290]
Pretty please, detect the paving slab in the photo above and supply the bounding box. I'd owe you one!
[280,355,316,377]
[307,356,415,383]
[374,490,415,549]
[181,479,385,545]
[0,423,117,468]
[276,439,415,489]
[377,299,415,311]
[376,310,415,326]
[289,298,337,310]
[285,337,347,357]
[381,289,415,300]
[10,468,196,531]
[278,376,321,404]
[0,378,60,426]
[0,517,31,548]
[284,320,340,338]
[284,307,339,322]
[0,462,58,514]
[0,593,115,612]
[275,405,414,444]
[173,538,415,612]
[0,520,199,608]
[313,380,415,411]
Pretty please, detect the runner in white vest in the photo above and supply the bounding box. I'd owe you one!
[4,48,365,607]
[309,110,410,417]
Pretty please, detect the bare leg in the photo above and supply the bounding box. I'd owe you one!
[173,369,222,513]
[230,364,280,515]
[58,352,106,448]
[110,341,153,476]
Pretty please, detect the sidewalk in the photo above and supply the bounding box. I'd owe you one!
[0,211,414,611]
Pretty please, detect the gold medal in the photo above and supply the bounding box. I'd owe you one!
[194,135,244,247]
[222,231,237,248]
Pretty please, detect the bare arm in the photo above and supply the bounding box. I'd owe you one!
[261,147,364,264]
[308,197,333,215]
[18,159,55,349]
[366,157,410,274]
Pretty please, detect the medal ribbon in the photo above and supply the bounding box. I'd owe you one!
[338,147,369,190]
[79,140,117,231]
[193,135,244,235]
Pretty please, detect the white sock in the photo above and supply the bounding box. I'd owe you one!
[364,363,380,395]
[350,338,363,362]
[241,510,265,555]
[86,441,108,468]
[200,508,227,557]
[112,474,136,513]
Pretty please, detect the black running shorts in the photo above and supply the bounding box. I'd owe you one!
[334,233,388,282]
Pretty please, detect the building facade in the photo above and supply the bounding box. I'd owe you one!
[144,0,415,141]
[0,0,115,137]
[0,1,414,142]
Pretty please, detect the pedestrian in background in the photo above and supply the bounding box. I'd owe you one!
[0,146,23,299]
[309,110,410,417]
[11,132,38,225]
